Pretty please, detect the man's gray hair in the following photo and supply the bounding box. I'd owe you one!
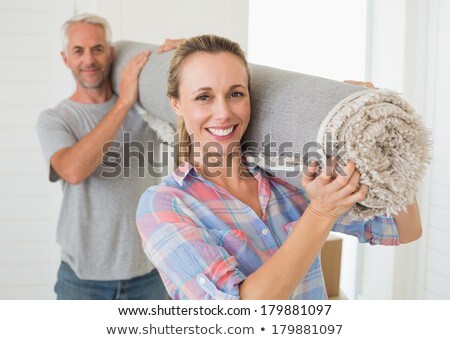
[60,13,112,52]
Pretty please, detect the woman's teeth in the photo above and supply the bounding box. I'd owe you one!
[207,126,234,136]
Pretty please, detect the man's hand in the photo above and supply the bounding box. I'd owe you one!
[344,80,378,89]
[118,50,151,108]
[157,38,186,53]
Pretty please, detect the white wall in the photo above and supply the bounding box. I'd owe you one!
[0,0,249,299]
[74,0,248,50]
[0,0,73,299]
[248,0,367,81]
[416,0,450,299]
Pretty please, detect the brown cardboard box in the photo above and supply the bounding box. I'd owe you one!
[321,234,342,297]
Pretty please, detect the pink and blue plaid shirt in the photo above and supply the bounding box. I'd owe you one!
[136,162,399,300]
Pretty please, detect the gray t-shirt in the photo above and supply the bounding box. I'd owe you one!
[37,95,161,280]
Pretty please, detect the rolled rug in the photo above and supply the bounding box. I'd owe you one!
[112,40,432,220]
[315,88,432,219]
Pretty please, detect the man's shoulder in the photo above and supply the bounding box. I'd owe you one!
[38,97,104,124]
[39,98,74,120]
[37,98,98,135]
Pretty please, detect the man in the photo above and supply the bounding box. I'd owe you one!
[37,13,181,299]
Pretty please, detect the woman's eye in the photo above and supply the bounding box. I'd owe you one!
[196,95,209,101]
[230,92,244,98]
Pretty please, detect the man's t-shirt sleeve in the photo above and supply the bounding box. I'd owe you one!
[36,109,77,182]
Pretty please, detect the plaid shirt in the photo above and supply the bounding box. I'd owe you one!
[136,162,399,300]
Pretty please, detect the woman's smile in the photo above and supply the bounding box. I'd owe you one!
[205,124,238,139]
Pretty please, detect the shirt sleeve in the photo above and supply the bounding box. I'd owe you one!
[36,110,77,182]
[295,184,399,245]
[136,187,247,300]
[332,213,400,246]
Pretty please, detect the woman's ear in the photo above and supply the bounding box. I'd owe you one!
[169,97,182,116]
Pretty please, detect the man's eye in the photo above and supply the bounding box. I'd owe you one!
[196,95,209,101]
[73,50,82,55]
[93,48,104,54]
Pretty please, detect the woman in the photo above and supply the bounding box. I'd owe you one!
[136,35,422,300]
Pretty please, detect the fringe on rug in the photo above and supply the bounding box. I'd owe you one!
[319,89,433,220]
[135,105,176,144]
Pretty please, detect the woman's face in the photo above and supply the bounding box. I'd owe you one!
[170,52,250,159]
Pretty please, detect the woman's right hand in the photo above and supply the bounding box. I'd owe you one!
[301,160,368,219]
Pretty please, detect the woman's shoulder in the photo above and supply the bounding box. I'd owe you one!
[137,173,187,211]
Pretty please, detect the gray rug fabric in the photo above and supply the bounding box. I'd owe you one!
[112,41,432,221]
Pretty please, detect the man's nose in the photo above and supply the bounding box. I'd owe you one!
[82,50,96,65]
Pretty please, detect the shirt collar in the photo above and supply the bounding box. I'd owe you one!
[173,162,196,186]
[172,159,267,187]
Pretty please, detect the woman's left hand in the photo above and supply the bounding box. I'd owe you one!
[343,80,378,89]
[157,38,186,53]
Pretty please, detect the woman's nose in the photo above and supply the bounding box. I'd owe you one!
[213,98,232,120]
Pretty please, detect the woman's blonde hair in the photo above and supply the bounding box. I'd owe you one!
[167,34,250,167]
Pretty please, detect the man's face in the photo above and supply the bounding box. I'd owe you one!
[61,22,113,89]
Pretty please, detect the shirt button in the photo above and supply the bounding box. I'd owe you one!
[262,228,268,235]
[199,277,206,285]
